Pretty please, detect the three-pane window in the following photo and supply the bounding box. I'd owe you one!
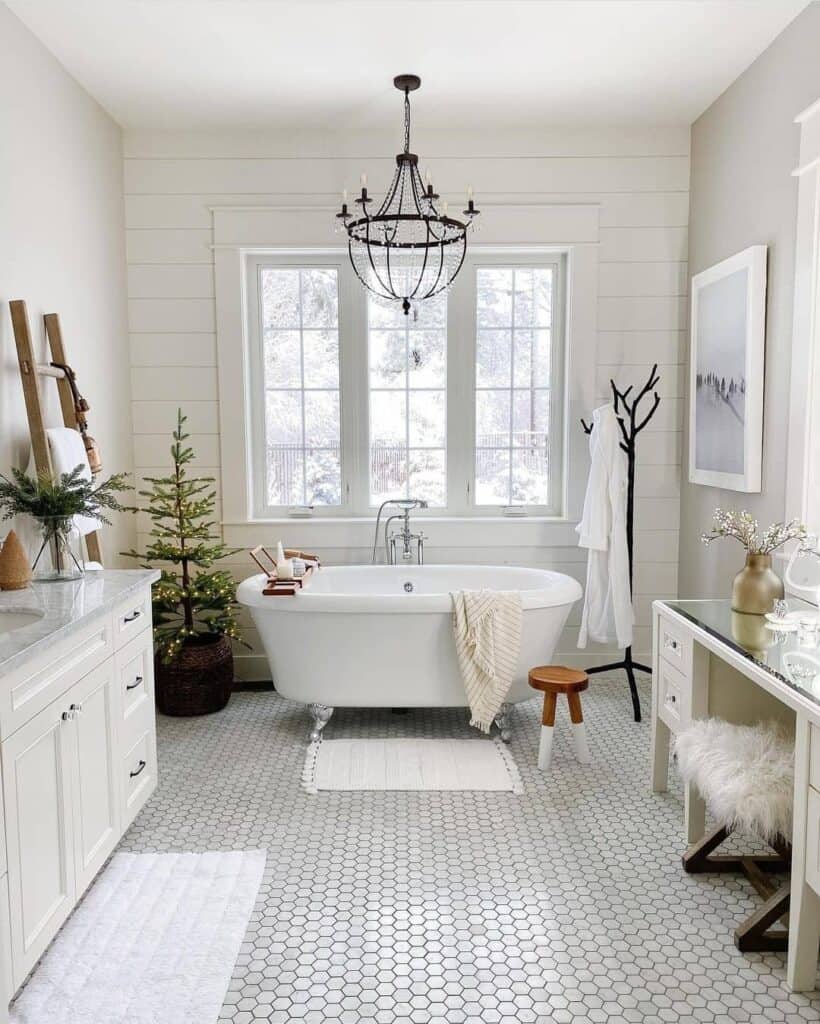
[249,256,564,517]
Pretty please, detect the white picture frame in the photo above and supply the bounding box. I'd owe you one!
[688,245,767,492]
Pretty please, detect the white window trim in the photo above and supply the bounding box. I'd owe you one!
[243,251,568,520]
[213,205,598,536]
[245,253,361,518]
[786,95,820,534]
[450,253,566,517]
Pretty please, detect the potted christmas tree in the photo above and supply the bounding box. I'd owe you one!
[125,411,242,715]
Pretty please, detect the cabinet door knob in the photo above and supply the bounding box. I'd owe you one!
[126,676,144,692]
[123,610,142,623]
[70,702,82,715]
[130,760,147,779]
[61,710,73,722]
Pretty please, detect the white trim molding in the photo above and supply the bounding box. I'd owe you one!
[213,203,599,533]
[786,96,820,533]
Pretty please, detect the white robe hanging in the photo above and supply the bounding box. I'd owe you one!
[576,405,634,649]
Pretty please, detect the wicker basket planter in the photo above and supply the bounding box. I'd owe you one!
[155,634,233,716]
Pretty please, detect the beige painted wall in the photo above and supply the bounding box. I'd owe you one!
[680,1,820,599]
[0,2,134,564]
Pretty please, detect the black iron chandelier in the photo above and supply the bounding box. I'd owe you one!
[337,74,480,316]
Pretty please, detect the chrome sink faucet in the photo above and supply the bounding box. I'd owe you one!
[372,498,428,564]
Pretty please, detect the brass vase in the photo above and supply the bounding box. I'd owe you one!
[731,553,784,615]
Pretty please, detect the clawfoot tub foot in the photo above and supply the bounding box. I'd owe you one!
[494,703,513,743]
[308,703,334,743]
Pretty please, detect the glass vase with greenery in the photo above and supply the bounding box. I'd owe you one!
[0,466,129,580]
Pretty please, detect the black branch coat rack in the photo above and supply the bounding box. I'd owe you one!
[580,363,661,722]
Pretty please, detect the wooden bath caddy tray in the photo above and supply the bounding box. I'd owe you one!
[249,546,319,596]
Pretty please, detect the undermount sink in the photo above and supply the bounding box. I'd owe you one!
[0,609,45,635]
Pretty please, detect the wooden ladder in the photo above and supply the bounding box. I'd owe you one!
[9,300,103,564]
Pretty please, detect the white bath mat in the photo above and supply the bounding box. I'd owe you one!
[303,737,523,794]
[11,849,266,1024]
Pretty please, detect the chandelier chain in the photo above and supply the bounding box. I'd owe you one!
[403,90,411,153]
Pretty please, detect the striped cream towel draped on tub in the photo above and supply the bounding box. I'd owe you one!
[451,591,523,733]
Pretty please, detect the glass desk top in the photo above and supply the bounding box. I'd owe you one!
[664,599,820,708]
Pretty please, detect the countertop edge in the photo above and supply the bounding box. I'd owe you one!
[0,569,160,677]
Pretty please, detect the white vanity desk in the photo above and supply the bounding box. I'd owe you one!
[0,569,159,1020]
[651,599,820,992]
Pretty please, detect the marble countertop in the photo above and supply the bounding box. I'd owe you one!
[0,569,159,677]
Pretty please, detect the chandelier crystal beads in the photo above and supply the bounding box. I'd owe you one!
[337,75,479,316]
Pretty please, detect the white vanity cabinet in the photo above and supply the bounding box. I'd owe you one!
[0,574,158,1006]
[2,687,80,984]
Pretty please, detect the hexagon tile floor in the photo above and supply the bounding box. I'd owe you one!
[120,676,820,1024]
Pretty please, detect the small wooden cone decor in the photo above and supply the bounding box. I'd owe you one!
[0,530,33,590]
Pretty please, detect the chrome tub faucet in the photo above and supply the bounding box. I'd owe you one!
[372,499,428,564]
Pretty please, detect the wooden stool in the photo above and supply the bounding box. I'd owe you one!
[528,666,591,770]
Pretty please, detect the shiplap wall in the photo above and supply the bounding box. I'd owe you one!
[124,127,689,681]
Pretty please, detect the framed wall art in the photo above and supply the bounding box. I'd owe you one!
[688,244,767,491]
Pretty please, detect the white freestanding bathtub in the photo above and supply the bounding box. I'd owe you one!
[238,564,582,740]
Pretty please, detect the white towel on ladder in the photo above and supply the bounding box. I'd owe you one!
[46,428,99,537]
[451,590,522,733]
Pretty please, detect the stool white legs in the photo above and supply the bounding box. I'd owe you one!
[539,692,557,771]
[538,725,554,770]
[567,692,591,765]
[537,691,591,770]
[571,721,591,764]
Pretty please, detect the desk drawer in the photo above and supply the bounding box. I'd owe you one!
[658,613,692,677]
[657,658,690,732]
[810,725,820,793]
[807,788,820,896]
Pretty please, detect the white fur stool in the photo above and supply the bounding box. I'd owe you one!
[674,719,794,952]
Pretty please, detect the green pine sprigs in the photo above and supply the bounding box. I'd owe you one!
[0,465,130,529]
[123,410,245,663]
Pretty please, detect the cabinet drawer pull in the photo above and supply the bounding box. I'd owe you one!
[666,693,677,704]
[126,676,144,691]
[123,610,142,623]
[130,760,147,779]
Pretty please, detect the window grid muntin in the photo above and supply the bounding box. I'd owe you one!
[367,296,447,507]
[248,253,565,520]
[260,266,342,507]
[474,266,554,508]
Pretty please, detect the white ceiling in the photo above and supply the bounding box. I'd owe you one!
[6,0,812,132]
